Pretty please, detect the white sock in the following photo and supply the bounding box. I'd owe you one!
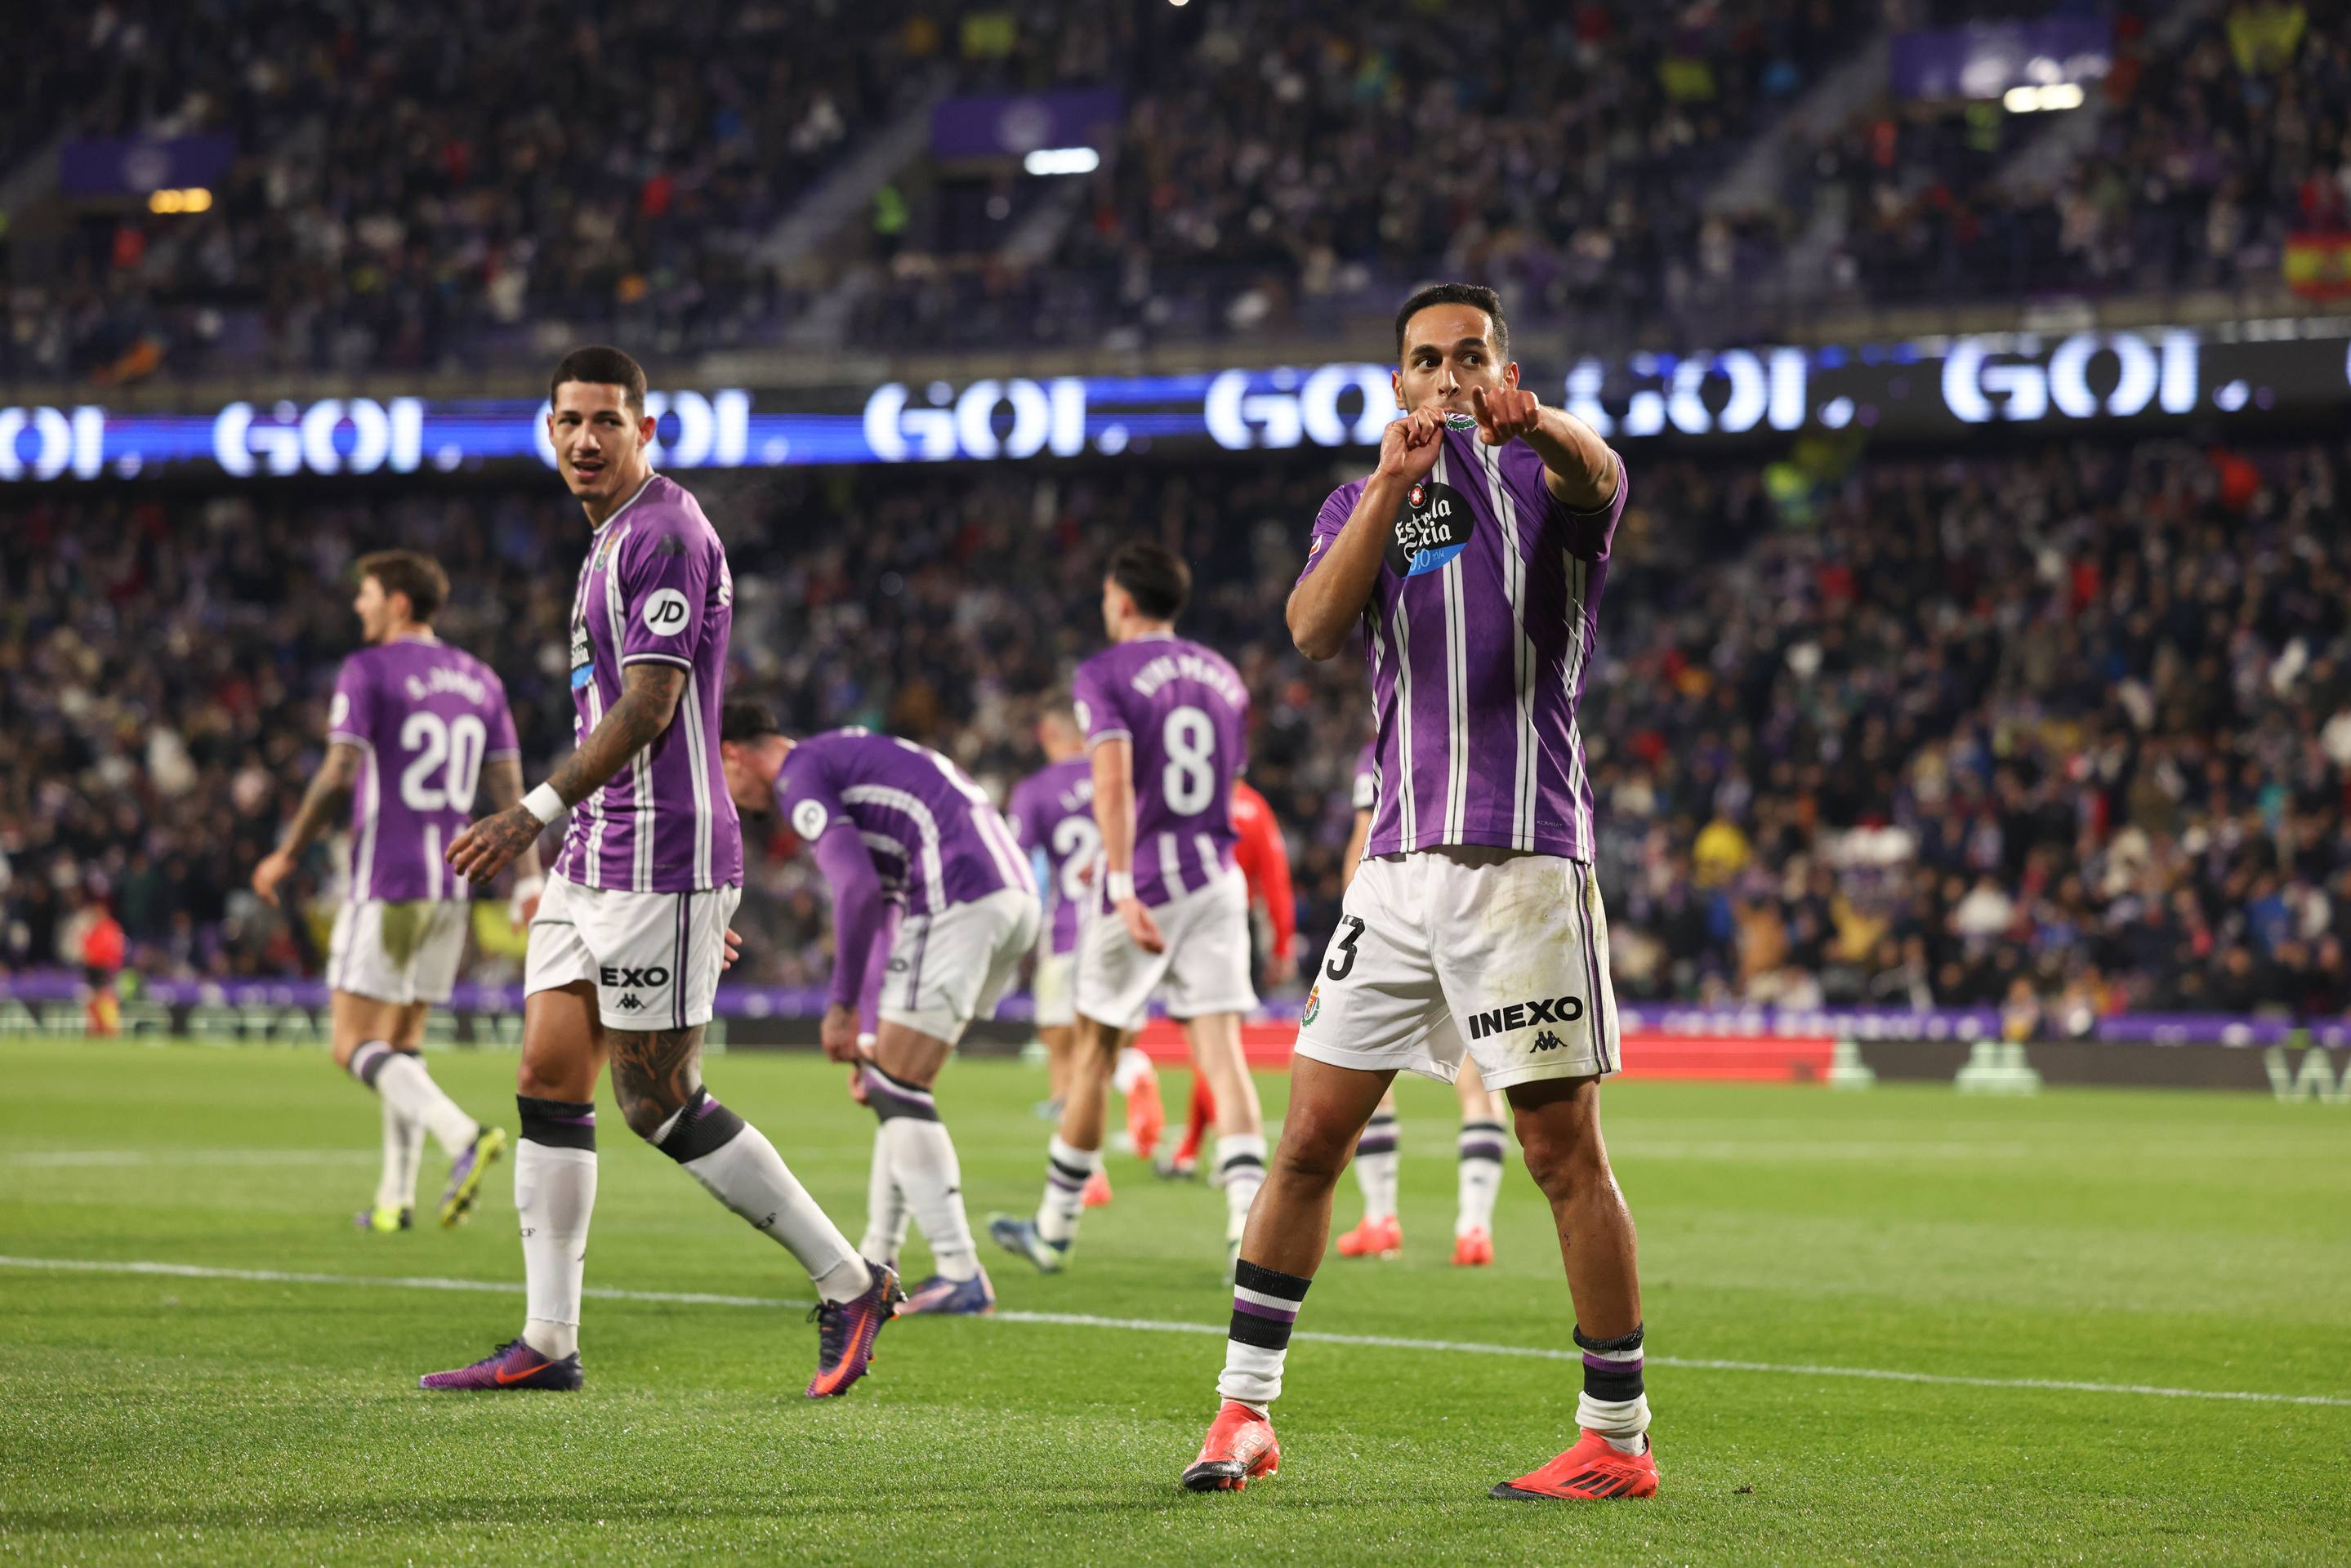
[1217,1259,1311,1410]
[1215,1133,1267,1242]
[1355,1111,1400,1224]
[515,1141,596,1360]
[376,1094,423,1212]
[881,1117,979,1282]
[1577,1392,1653,1455]
[1577,1330,1650,1454]
[663,1109,867,1303]
[1456,1120,1506,1236]
[1113,1046,1156,1096]
[859,1127,912,1270]
[366,1049,479,1156]
[1035,1134,1096,1245]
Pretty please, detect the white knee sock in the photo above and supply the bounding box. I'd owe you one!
[859,1127,912,1270]
[1576,1326,1651,1454]
[1034,1134,1096,1245]
[1113,1046,1156,1095]
[1354,1111,1400,1224]
[376,1094,424,1212]
[656,1094,869,1304]
[515,1140,596,1360]
[1456,1120,1506,1236]
[1215,1133,1268,1243]
[351,1042,477,1156]
[881,1116,979,1282]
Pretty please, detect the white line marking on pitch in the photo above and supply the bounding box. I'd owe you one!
[5,1254,2347,1411]
[2,1150,377,1168]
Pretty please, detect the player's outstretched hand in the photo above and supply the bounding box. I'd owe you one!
[250,849,295,908]
[1470,385,1542,447]
[820,1003,860,1062]
[1118,896,1167,956]
[447,806,541,884]
[1375,404,1447,483]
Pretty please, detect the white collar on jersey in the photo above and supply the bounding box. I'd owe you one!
[590,471,660,533]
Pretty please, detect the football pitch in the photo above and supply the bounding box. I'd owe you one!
[3,1038,2348,1566]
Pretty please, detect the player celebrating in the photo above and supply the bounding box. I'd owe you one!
[252,550,523,1233]
[1008,706,1166,1203]
[422,347,897,1396]
[1330,741,1511,1267]
[717,705,1039,1317]
[1183,284,1653,1500]
[992,544,1264,1276]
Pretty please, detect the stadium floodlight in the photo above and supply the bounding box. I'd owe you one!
[1023,147,1100,176]
[2001,82,2085,114]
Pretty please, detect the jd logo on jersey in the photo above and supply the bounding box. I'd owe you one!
[600,965,671,990]
[1387,480,1474,577]
[1466,995,1584,1040]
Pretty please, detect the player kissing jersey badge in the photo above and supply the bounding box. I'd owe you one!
[1387,479,1474,577]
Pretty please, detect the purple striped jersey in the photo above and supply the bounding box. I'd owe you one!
[1070,634,1249,909]
[1300,425,1626,861]
[328,636,520,902]
[550,474,743,893]
[1007,757,1095,956]
[773,729,1036,916]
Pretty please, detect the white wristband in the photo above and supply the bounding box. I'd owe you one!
[521,783,565,826]
[1107,871,1135,903]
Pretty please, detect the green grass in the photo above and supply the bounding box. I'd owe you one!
[3,1036,2349,1566]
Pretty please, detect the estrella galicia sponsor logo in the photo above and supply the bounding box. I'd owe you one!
[600,965,671,989]
[1386,479,1474,577]
[1467,995,1584,1040]
[1532,1030,1565,1053]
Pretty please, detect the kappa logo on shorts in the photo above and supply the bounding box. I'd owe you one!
[1531,1030,1566,1053]
[615,993,645,1012]
[1467,995,1585,1040]
[600,965,672,990]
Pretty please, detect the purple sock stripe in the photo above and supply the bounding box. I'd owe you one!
[1046,1170,1087,1193]
[1232,1298,1299,1324]
[1458,1138,1507,1160]
[1356,1134,1399,1156]
[1583,1352,1644,1373]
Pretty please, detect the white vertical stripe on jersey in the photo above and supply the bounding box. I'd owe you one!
[422,824,441,902]
[1158,831,1185,897]
[1560,550,1593,855]
[1364,608,1390,839]
[1477,443,1541,850]
[1392,593,1418,848]
[351,740,380,902]
[973,804,1034,896]
[841,786,946,916]
[579,678,607,889]
[1431,448,1468,844]
[600,525,651,893]
[680,680,715,888]
[1194,831,1218,889]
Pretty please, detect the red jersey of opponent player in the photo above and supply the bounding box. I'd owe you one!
[1230,780,1295,965]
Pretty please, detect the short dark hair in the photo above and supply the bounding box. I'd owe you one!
[1107,541,1191,622]
[549,345,648,416]
[355,550,448,623]
[1394,282,1509,365]
[720,699,783,746]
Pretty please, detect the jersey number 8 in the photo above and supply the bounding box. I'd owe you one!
[1162,705,1216,815]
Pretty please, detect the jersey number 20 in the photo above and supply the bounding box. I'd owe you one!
[399,713,488,813]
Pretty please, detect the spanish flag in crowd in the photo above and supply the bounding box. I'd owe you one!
[2285,233,2351,299]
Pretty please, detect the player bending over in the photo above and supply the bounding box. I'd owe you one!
[720,705,1040,1317]
[422,346,897,1396]
[1329,741,1511,1267]
[992,544,1265,1277]
[1007,705,1167,1206]
[1184,284,1654,1501]
[251,550,521,1233]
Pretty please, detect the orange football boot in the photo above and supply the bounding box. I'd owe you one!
[1126,1068,1166,1160]
[1452,1227,1494,1267]
[1082,1166,1113,1208]
[1489,1430,1658,1500]
[1180,1400,1281,1492]
[1334,1214,1403,1258]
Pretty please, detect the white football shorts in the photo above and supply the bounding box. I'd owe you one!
[879,888,1042,1046]
[1076,863,1258,1033]
[1032,947,1077,1030]
[524,873,743,1031]
[328,898,470,1008]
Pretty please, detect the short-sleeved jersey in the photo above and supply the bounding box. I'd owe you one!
[1006,756,1096,956]
[773,729,1035,916]
[1350,741,1377,813]
[1070,634,1249,908]
[328,635,520,903]
[1300,425,1626,861]
[551,474,743,893]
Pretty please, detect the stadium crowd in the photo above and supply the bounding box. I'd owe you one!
[3,427,2347,1027]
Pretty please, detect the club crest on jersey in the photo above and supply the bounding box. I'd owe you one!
[1386,479,1474,577]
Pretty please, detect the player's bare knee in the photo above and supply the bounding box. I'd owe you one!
[613,1077,685,1143]
[1270,1111,1358,1187]
[609,1027,704,1142]
[1519,1129,1610,1205]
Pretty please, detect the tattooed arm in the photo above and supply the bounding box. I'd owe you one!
[251,742,363,907]
[448,664,685,884]
[478,754,546,884]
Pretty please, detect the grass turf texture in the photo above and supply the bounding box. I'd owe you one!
[3,1037,2348,1566]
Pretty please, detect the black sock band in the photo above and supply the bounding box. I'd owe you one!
[517,1095,596,1151]
[1229,1258,1313,1351]
[1573,1322,1644,1355]
[656,1086,748,1162]
[1357,1113,1399,1158]
[1575,1321,1645,1401]
[862,1062,939,1123]
[1457,1119,1506,1165]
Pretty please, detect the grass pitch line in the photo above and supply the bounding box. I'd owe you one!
[8,1253,2349,1411]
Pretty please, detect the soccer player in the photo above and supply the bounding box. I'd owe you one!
[1331,741,1510,1267]
[1007,706,1167,1204]
[718,705,1040,1317]
[422,346,897,1396]
[1183,284,1654,1500]
[992,544,1264,1275]
[251,550,521,1234]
